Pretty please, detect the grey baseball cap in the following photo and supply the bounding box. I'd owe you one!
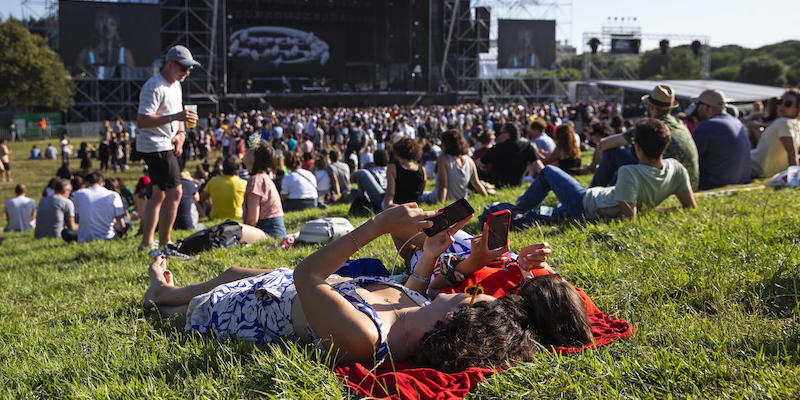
[165,45,200,67]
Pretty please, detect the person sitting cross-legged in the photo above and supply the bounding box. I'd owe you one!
[516,118,696,222]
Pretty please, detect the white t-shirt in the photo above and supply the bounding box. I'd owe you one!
[73,185,125,243]
[750,118,800,177]
[136,73,183,153]
[281,169,318,200]
[315,169,332,192]
[5,196,36,231]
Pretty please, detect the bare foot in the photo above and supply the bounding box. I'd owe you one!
[142,256,175,309]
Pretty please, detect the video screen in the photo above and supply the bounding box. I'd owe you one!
[58,0,161,78]
[227,25,346,81]
[611,37,641,54]
[497,19,556,69]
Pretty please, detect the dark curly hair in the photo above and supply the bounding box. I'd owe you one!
[393,137,423,161]
[441,130,469,156]
[250,142,275,175]
[633,118,671,159]
[413,275,592,372]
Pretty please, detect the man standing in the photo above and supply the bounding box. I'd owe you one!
[136,45,199,250]
[35,179,78,240]
[5,184,35,231]
[691,89,751,190]
[593,85,699,190]
[478,122,540,187]
[0,138,11,182]
[71,172,127,243]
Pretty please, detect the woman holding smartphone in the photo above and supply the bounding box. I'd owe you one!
[143,203,591,371]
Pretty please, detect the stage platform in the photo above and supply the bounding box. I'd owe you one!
[217,91,459,110]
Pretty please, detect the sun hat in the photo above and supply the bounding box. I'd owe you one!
[641,85,679,108]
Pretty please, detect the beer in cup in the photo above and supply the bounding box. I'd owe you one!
[184,104,197,129]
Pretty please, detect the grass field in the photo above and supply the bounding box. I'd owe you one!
[1,139,799,399]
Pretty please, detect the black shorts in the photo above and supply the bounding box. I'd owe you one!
[1,161,9,171]
[141,151,180,190]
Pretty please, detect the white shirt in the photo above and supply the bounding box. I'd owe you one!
[5,195,35,231]
[136,73,183,153]
[73,185,125,243]
[281,169,318,199]
[315,169,332,192]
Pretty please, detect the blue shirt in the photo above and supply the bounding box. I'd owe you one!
[533,134,556,153]
[692,113,751,190]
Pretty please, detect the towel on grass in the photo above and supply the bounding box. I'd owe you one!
[335,265,634,400]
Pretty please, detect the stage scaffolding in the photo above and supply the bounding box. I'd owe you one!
[58,0,224,122]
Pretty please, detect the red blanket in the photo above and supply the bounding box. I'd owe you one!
[335,266,634,400]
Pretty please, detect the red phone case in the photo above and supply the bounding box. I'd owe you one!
[486,209,511,250]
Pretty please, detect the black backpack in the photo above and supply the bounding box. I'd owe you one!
[173,220,243,255]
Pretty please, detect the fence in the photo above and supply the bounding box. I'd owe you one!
[0,122,114,141]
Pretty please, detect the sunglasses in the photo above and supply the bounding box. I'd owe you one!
[178,64,194,72]
[779,99,796,108]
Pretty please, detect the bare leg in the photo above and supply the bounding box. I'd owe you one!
[140,188,166,247]
[157,185,182,245]
[142,255,271,310]
[240,224,268,244]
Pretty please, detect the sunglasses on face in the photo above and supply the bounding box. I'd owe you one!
[779,99,795,108]
[178,64,194,72]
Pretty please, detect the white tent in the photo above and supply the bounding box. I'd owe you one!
[595,80,785,103]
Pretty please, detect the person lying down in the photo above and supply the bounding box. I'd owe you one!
[143,203,592,371]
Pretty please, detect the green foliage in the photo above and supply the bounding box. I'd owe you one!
[0,20,74,110]
[1,139,800,399]
[711,65,741,81]
[518,67,582,81]
[738,56,788,87]
[710,45,747,71]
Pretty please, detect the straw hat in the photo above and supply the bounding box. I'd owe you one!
[641,85,679,108]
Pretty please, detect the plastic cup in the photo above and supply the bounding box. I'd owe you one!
[184,104,197,129]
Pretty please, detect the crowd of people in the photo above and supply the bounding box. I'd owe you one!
[4,45,800,373]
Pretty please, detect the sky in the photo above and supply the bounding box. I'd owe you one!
[0,0,797,52]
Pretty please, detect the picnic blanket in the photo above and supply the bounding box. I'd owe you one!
[335,266,634,400]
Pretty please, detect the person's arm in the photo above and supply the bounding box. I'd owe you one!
[427,222,508,294]
[172,127,186,157]
[598,133,630,153]
[542,148,559,165]
[468,158,488,196]
[436,156,448,204]
[403,215,472,295]
[675,189,697,209]
[383,164,397,209]
[242,193,260,226]
[779,136,798,167]
[137,111,195,130]
[65,216,78,231]
[330,170,340,196]
[293,204,435,365]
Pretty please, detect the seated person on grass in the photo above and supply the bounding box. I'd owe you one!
[515,118,696,222]
[143,203,592,370]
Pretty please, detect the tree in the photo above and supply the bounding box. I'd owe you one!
[711,65,740,81]
[0,20,74,110]
[738,56,787,87]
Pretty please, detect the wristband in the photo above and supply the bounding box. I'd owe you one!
[168,114,173,123]
[409,271,431,284]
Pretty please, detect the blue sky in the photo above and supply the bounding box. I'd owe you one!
[1,0,797,52]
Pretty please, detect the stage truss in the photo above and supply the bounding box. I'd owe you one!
[581,28,711,81]
[442,0,572,103]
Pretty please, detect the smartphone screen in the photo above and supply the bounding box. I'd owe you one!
[423,199,474,236]
[487,210,511,250]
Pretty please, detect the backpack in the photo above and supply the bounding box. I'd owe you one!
[348,193,381,217]
[296,217,354,244]
[173,220,243,255]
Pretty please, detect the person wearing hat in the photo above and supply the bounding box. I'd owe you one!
[136,45,200,250]
[691,89,751,190]
[592,84,699,190]
[750,88,800,178]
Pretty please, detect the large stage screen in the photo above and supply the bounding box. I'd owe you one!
[227,25,347,79]
[58,0,161,77]
[497,19,556,69]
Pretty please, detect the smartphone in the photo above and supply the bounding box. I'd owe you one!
[487,209,511,250]
[423,198,474,237]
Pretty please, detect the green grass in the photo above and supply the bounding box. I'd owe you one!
[1,139,800,399]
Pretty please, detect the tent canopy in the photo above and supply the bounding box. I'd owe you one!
[595,80,785,103]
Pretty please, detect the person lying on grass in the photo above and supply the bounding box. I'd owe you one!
[143,203,592,370]
[515,118,697,222]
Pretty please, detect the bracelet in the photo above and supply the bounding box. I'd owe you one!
[409,271,431,284]
[168,114,173,123]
